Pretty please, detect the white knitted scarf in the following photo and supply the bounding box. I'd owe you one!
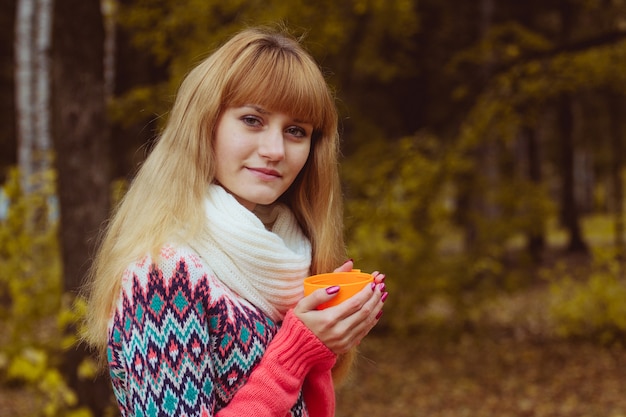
[189,184,312,322]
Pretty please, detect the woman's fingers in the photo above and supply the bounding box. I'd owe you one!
[327,280,377,320]
[332,259,354,273]
[372,271,386,285]
[347,282,387,339]
[316,282,387,353]
[295,286,341,312]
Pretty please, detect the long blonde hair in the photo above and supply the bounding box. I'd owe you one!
[84,26,354,380]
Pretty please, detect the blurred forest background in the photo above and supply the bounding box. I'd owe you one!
[1,0,626,416]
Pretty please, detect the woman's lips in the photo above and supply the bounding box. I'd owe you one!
[247,167,281,179]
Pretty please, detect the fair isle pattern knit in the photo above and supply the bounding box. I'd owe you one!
[108,245,308,417]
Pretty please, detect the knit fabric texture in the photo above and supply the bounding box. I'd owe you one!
[189,184,312,323]
[107,245,337,417]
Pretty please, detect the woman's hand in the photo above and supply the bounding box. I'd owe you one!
[293,260,388,354]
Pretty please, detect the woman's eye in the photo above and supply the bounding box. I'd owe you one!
[286,126,307,138]
[242,116,261,126]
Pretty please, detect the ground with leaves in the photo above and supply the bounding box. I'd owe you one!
[336,329,625,417]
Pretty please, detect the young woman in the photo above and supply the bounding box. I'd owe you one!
[84,26,388,417]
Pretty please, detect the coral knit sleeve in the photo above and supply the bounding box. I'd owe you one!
[216,309,337,417]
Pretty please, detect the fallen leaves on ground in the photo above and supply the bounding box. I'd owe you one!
[336,330,625,417]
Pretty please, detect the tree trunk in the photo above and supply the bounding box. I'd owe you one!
[608,91,624,269]
[0,0,17,180]
[479,0,498,222]
[558,93,588,254]
[523,123,546,262]
[102,0,116,100]
[52,0,110,296]
[51,0,113,413]
[15,0,52,196]
[461,0,498,252]
[557,0,588,255]
[15,0,35,191]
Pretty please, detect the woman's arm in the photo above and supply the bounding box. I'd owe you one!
[216,310,337,417]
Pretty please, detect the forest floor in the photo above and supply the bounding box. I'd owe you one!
[336,329,625,417]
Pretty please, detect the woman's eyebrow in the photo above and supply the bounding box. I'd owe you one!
[243,104,312,125]
[243,104,270,114]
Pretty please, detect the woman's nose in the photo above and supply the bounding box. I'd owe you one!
[258,127,285,161]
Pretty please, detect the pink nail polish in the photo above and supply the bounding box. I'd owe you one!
[377,283,386,292]
[378,274,386,283]
[344,258,354,265]
[371,282,376,291]
[381,292,389,303]
[326,286,340,295]
[375,310,384,320]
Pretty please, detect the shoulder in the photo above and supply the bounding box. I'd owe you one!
[120,244,214,296]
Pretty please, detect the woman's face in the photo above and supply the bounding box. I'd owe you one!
[213,105,313,210]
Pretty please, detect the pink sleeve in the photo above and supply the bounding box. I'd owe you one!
[216,309,337,417]
[303,370,335,417]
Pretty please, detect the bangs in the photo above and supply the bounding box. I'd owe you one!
[223,45,333,134]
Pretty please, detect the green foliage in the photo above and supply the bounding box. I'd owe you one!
[117,0,419,80]
[549,249,626,345]
[0,168,60,343]
[0,168,94,417]
[342,133,467,331]
[448,21,553,91]
[466,177,556,259]
[449,23,626,259]
[111,0,419,138]
[342,127,559,333]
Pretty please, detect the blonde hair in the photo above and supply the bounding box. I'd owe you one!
[84,26,354,380]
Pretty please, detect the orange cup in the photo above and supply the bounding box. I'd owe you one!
[303,269,374,309]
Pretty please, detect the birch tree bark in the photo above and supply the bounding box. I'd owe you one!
[15,0,52,196]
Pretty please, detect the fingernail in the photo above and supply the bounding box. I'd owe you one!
[381,292,389,303]
[377,283,386,292]
[371,282,376,291]
[378,274,386,283]
[376,310,384,320]
[344,258,354,264]
[326,286,340,295]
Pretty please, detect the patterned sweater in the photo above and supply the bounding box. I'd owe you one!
[107,245,337,417]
